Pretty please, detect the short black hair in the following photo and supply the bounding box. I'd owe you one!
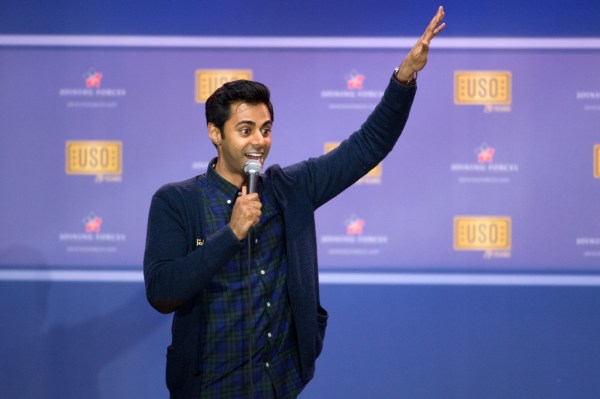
[205,80,274,136]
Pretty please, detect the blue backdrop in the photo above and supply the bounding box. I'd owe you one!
[1,1,600,398]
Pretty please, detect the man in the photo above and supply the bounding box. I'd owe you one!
[144,7,445,398]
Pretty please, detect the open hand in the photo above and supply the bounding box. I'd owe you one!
[395,6,446,81]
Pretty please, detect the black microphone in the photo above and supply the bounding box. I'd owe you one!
[243,160,262,194]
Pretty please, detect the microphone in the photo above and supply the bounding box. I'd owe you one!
[243,160,262,194]
[243,159,262,397]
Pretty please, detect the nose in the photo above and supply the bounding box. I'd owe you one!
[250,129,265,147]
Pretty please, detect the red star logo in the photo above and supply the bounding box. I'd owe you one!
[346,217,365,235]
[85,71,103,88]
[346,72,365,90]
[84,215,103,233]
[476,144,495,163]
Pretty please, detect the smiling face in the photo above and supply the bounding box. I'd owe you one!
[209,101,272,188]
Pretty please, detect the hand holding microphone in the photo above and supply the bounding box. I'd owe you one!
[244,160,261,194]
[229,160,263,240]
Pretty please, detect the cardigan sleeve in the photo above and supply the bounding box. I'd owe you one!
[284,78,417,210]
[143,185,242,314]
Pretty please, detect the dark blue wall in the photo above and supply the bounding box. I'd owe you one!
[2,0,599,37]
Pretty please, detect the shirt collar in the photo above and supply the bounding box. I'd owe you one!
[206,158,241,202]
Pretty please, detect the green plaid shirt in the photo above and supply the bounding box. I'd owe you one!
[196,163,303,398]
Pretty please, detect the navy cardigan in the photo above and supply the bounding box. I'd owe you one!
[143,79,416,397]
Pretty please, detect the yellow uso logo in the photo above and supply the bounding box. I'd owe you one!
[595,145,600,178]
[324,142,382,179]
[195,69,253,103]
[454,71,511,105]
[454,216,511,251]
[66,141,122,175]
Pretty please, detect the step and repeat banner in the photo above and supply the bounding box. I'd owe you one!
[1,41,599,274]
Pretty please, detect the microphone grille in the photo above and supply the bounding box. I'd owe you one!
[243,160,262,175]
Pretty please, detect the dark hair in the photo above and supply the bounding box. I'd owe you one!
[205,80,274,136]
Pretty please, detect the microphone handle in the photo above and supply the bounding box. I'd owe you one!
[247,171,258,194]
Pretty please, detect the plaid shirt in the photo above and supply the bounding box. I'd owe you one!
[196,163,303,398]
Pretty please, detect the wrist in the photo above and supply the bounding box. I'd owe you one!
[228,223,246,241]
[393,65,417,86]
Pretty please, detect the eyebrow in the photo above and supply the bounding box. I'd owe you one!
[235,120,272,128]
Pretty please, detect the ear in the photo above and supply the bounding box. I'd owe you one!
[208,123,222,146]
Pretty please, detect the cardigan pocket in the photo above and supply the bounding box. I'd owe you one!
[316,305,329,357]
[165,345,186,391]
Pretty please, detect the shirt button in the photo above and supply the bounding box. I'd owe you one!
[260,270,266,275]
[266,302,271,307]
[265,362,270,368]
[226,199,232,204]
[254,238,258,244]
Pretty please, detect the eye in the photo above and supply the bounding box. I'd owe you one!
[240,127,251,135]
[261,127,271,137]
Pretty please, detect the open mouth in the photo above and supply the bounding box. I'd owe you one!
[245,153,263,162]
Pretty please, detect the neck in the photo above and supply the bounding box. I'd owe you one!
[213,159,244,188]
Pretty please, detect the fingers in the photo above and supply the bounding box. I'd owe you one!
[397,7,446,79]
[420,6,446,48]
[430,6,445,28]
[229,189,262,240]
[432,6,446,34]
[433,23,446,35]
[239,193,262,223]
